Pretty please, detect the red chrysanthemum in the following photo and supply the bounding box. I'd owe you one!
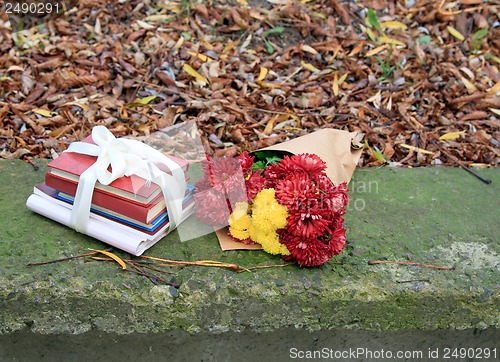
[194,174,213,192]
[194,187,231,226]
[274,173,320,211]
[329,220,346,256]
[314,176,349,215]
[280,215,346,267]
[269,157,349,266]
[206,156,243,187]
[331,182,349,208]
[279,153,327,177]
[196,155,249,202]
[273,171,347,241]
[244,170,265,200]
[237,151,255,173]
[280,234,333,267]
[223,175,248,204]
[263,163,285,186]
[286,210,332,239]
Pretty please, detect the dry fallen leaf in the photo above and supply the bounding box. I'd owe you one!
[380,21,408,30]
[332,72,339,97]
[366,44,388,57]
[90,249,127,270]
[300,61,321,73]
[447,26,465,41]
[0,0,497,168]
[33,109,58,117]
[439,131,466,140]
[183,64,209,85]
[257,67,268,82]
[488,81,500,95]
[378,36,405,47]
[399,144,435,155]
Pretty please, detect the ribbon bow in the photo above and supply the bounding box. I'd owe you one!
[66,126,187,234]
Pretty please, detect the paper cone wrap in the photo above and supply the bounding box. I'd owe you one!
[217,129,363,250]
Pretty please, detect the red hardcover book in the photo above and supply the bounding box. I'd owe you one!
[45,171,166,223]
[47,134,189,205]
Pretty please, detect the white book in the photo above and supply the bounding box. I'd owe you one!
[26,184,195,256]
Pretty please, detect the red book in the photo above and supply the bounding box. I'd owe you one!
[45,171,166,223]
[47,135,189,204]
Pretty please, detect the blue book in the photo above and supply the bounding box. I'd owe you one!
[56,185,194,233]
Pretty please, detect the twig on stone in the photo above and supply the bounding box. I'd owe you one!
[140,255,240,270]
[126,261,179,287]
[27,248,113,266]
[367,260,455,270]
[129,261,177,275]
[24,157,39,171]
[431,140,492,184]
[237,263,292,273]
[396,279,431,283]
[92,256,180,287]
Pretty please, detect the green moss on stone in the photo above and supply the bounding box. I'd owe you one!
[0,161,498,334]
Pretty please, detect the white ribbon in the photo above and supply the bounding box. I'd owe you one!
[65,126,187,234]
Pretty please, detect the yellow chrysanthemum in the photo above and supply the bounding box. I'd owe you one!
[251,189,288,231]
[252,188,275,208]
[249,225,290,256]
[228,202,249,224]
[229,219,251,240]
[228,202,252,240]
[250,211,276,233]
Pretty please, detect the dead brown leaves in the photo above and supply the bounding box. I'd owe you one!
[0,0,498,167]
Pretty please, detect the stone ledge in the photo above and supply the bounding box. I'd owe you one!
[1,328,498,361]
[0,161,498,349]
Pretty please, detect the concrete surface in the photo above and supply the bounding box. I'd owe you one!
[0,160,498,361]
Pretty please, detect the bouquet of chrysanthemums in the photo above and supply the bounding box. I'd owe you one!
[194,150,350,266]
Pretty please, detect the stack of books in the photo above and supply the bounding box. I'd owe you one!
[26,135,194,255]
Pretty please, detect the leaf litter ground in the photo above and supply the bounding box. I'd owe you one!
[0,0,499,168]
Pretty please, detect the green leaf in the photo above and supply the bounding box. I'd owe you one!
[375,54,395,78]
[484,54,500,63]
[266,155,282,165]
[127,95,157,107]
[417,35,431,45]
[181,31,192,40]
[251,160,267,172]
[263,26,285,38]
[137,95,157,105]
[264,40,274,55]
[367,9,381,33]
[372,146,387,162]
[365,27,378,42]
[310,12,326,20]
[12,33,25,47]
[252,151,284,170]
[472,28,488,42]
[254,150,278,161]
[250,153,282,172]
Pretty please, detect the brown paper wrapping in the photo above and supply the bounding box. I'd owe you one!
[217,129,363,251]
